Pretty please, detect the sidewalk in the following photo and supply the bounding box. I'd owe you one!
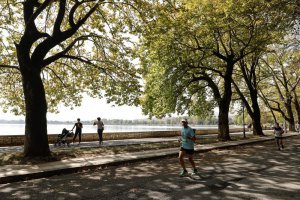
[0,131,256,153]
[0,132,298,184]
[0,137,179,153]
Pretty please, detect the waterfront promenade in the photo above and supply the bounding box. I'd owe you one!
[0,130,258,153]
[0,132,299,199]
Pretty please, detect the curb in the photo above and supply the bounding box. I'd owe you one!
[0,134,298,184]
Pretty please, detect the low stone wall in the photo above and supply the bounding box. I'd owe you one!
[0,128,247,146]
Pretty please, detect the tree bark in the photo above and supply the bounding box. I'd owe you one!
[218,102,231,141]
[249,91,264,136]
[21,68,50,157]
[286,103,295,131]
[217,62,234,141]
[252,110,263,136]
[294,92,300,123]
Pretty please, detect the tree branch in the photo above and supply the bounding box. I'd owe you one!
[45,66,67,87]
[69,0,83,28]
[27,0,52,24]
[191,73,221,101]
[0,64,20,70]
[53,0,66,36]
[31,1,100,66]
[59,54,109,75]
[42,35,91,67]
[217,30,229,57]
[232,78,254,116]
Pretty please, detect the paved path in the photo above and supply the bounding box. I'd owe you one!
[0,137,179,153]
[0,131,262,153]
[0,133,299,199]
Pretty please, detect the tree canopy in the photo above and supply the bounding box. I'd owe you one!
[135,0,297,139]
[0,0,141,115]
[0,0,145,156]
[0,0,299,156]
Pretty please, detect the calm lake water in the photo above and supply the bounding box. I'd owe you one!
[0,124,221,135]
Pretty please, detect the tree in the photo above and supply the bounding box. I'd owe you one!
[136,0,291,140]
[231,52,265,136]
[0,0,141,157]
[260,45,300,131]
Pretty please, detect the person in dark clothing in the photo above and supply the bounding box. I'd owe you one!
[72,118,83,145]
[273,122,284,150]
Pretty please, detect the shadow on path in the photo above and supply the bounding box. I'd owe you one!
[0,136,299,200]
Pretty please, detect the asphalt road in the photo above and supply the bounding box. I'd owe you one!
[0,135,299,200]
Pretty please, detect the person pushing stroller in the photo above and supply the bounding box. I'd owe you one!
[72,118,83,145]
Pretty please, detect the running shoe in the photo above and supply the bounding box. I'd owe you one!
[179,170,188,177]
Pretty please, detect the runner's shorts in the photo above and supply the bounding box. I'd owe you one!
[180,147,194,155]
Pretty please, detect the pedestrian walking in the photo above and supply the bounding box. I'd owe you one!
[283,121,287,133]
[178,118,198,176]
[296,121,300,133]
[72,118,83,145]
[93,117,104,145]
[273,122,284,150]
[247,123,252,133]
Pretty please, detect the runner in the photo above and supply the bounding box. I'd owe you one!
[178,118,198,176]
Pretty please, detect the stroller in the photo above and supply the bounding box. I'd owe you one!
[54,128,74,147]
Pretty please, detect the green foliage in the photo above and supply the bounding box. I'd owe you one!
[136,0,293,119]
[259,42,300,118]
[0,0,142,115]
[0,0,297,121]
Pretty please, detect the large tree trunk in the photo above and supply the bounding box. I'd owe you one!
[295,95,300,132]
[218,103,231,141]
[217,61,233,141]
[22,69,50,157]
[249,90,264,136]
[294,92,300,123]
[16,22,51,157]
[286,103,295,132]
[252,111,263,136]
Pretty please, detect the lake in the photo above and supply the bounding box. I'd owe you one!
[0,124,221,135]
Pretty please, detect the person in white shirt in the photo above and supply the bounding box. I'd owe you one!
[93,117,104,145]
[296,121,300,133]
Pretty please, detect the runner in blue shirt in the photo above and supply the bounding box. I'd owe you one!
[178,119,198,176]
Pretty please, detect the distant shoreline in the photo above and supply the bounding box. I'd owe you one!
[0,121,219,126]
[0,124,226,136]
[0,118,220,126]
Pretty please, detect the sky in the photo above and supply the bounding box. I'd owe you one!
[0,96,147,121]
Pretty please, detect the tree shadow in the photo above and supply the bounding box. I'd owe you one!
[0,136,299,199]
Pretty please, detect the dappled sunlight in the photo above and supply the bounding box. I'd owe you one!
[0,164,39,176]
[0,136,299,199]
[145,190,171,200]
[154,180,181,190]
[0,185,15,193]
